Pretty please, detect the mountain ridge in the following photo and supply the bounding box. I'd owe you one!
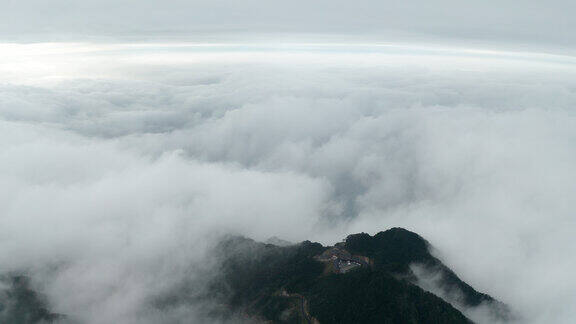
[205,227,511,323]
[0,228,511,323]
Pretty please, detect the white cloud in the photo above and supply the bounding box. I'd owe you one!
[2,44,576,322]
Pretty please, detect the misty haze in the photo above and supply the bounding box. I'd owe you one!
[1,1,576,324]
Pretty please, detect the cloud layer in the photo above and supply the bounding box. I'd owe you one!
[2,44,576,323]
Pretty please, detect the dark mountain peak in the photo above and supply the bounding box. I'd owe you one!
[374,227,428,244]
[341,228,513,322]
[204,228,512,323]
[345,227,429,250]
[344,228,430,272]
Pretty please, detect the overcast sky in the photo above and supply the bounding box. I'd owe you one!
[2,0,576,51]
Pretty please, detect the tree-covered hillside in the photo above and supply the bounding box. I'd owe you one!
[0,228,510,324]
[208,228,510,323]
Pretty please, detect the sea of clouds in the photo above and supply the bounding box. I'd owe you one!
[1,43,576,323]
